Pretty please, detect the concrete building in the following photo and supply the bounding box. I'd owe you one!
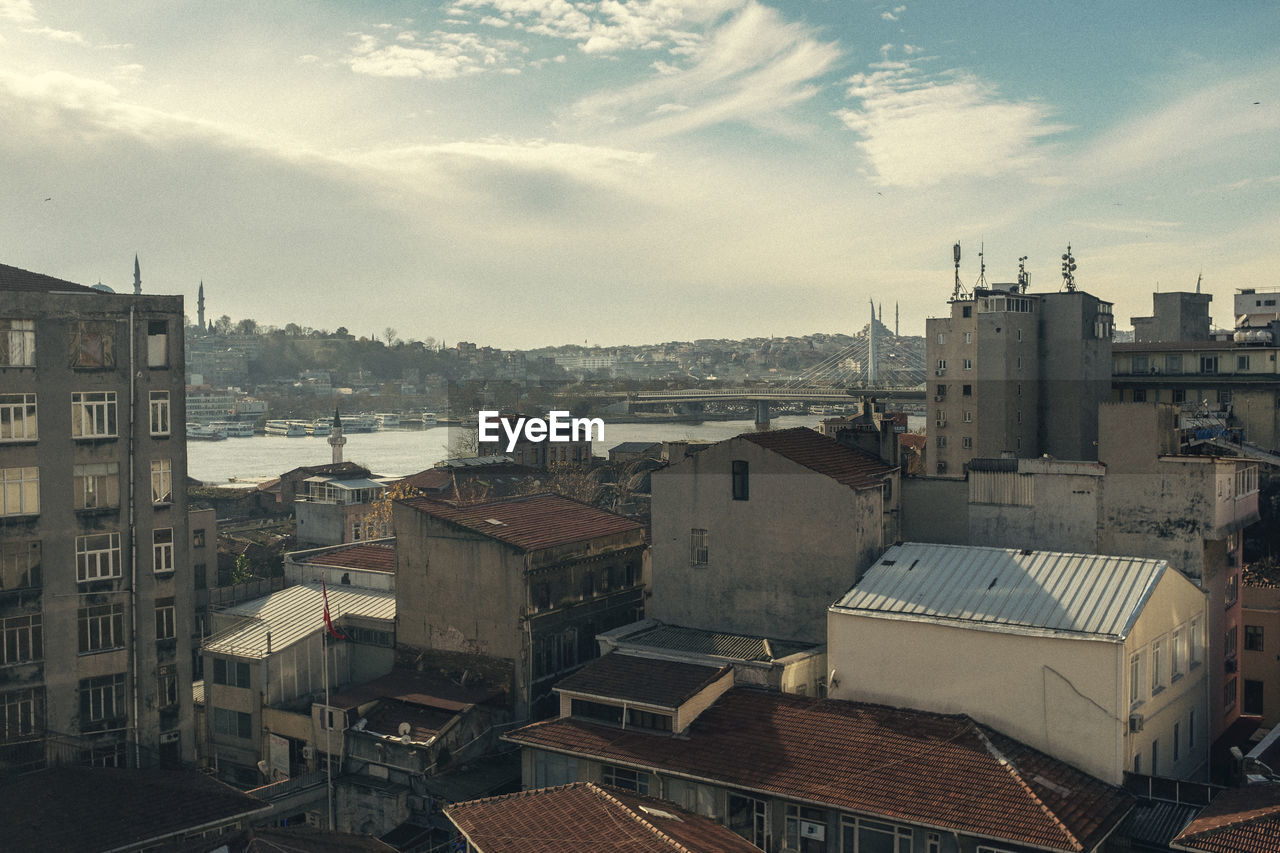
[294,473,389,548]
[393,494,648,720]
[901,402,1260,743]
[1236,286,1280,329]
[926,281,1113,474]
[649,427,898,645]
[0,262,195,770]
[506,655,1133,853]
[1242,583,1280,726]
[1132,291,1213,343]
[829,542,1210,784]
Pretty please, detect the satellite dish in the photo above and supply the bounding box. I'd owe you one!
[256,760,270,775]
[398,722,411,737]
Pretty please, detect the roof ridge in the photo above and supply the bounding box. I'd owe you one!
[972,723,1083,852]
[591,784,697,853]
[1176,794,1280,841]
[446,780,591,811]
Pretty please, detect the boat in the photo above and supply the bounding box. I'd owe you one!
[375,413,401,429]
[307,419,332,436]
[211,421,255,437]
[421,412,438,427]
[265,419,307,437]
[186,423,226,441]
[345,414,377,433]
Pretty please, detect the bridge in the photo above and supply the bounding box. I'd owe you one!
[621,386,925,424]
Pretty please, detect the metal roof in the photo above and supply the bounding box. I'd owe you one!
[203,582,395,659]
[622,622,816,662]
[832,543,1170,640]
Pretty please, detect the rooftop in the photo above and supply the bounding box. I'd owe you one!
[740,427,894,489]
[0,766,268,852]
[612,620,817,663]
[398,493,643,552]
[204,582,395,659]
[832,542,1170,640]
[446,782,762,853]
[301,542,396,573]
[554,652,731,709]
[326,668,503,714]
[507,688,1132,853]
[1172,784,1280,853]
[0,262,104,294]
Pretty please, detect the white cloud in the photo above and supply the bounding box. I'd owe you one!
[571,2,839,138]
[881,6,905,22]
[22,25,85,44]
[836,56,1065,187]
[0,0,35,23]
[298,54,320,64]
[347,30,523,79]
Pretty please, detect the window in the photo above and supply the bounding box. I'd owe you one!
[936,435,947,449]
[149,391,170,436]
[71,321,115,368]
[1173,388,1186,404]
[730,794,768,847]
[840,817,913,853]
[1227,572,1239,607]
[1132,355,1149,373]
[192,528,206,549]
[1152,638,1165,693]
[156,597,176,641]
[1133,753,1141,774]
[213,707,253,739]
[602,765,649,795]
[1239,355,1251,371]
[962,384,972,396]
[1,614,42,665]
[0,393,37,441]
[1017,356,1023,370]
[1247,625,1265,652]
[73,462,120,510]
[785,804,826,853]
[963,331,972,344]
[1016,382,1022,396]
[212,657,251,688]
[962,436,973,449]
[1152,740,1159,776]
[1167,355,1183,374]
[1130,652,1143,704]
[731,460,749,501]
[150,459,172,504]
[78,604,125,653]
[1226,677,1238,710]
[1017,410,1023,424]
[1174,722,1181,762]
[626,708,673,732]
[0,687,41,742]
[146,320,168,367]
[158,665,178,710]
[1171,629,1182,679]
[690,528,708,566]
[1245,679,1264,716]
[962,305,972,318]
[1133,389,1147,403]
[0,319,35,366]
[936,333,946,345]
[1190,709,1196,749]
[1226,625,1238,660]
[963,358,973,370]
[80,674,125,724]
[1237,466,1260,498]
[71,391,117,438]
[0,467,39,516]
[935,384,947,397]
[1200,355,1218,375]
[0,540,41,591]
[1190,617,1202,667]
[77,532,121,581]
[936,359,946,370]
[1016,328,1023,342]
[963,411,973,423]
[153,528,174,573]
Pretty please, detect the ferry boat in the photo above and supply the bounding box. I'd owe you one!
[421,412,438,427]
[375,413,401,429]
[307,419,332,436]
[265,419,307,437]
[186,422,226,441]
[345,414,377,433]
[211,421,255,437]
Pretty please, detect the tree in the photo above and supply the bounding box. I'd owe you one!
[236,318,259,336]
[232,554,253,584]
[366,480,425,537]
[446,425,479,460]
[383,327,398,346]
[215,314,232,335]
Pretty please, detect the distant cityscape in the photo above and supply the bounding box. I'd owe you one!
[5,257,1280,853]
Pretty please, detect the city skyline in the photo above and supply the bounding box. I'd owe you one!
[1,1,1277,348]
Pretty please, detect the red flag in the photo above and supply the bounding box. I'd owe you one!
[322,580,345,640]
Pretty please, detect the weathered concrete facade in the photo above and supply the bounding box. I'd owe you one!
[0,270,195,769]
[649,431,897,645]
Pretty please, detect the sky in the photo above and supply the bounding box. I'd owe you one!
[1,1,1277,348]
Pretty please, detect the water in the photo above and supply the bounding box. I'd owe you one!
[186,415,832,483]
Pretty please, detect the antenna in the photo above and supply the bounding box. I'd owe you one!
[975,242,987,289]
[1196,271,1202,294]
[951,242,967,301]
[1060,244,1077,292]
[1017,256,1029,293]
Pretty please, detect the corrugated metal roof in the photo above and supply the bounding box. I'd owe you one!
[203,582,395,659]
[740,427,894,490]
[832,542,1168,639]
[624,623,815,662]
[0,263,105,294]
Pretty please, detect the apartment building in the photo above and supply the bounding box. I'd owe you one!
[1,263,194,769]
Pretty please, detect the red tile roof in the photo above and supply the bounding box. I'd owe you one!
[399,494,643,552]
[1172,784,1280,853]
[741,427,894,489]
[303,542,396,573]
[327,668,504,713]
[554,653,731,709]
[446,782,762,853]
[506,688,1131,852]
[0,262,104,294]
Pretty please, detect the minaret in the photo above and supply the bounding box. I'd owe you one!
[868,299,878,386]
[329,408,346,464]
[133,255,141,294]
[895,302,899,337]
[197,281,206,331]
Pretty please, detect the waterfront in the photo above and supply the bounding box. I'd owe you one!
[187,415,833,483]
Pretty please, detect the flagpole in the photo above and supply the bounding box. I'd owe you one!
[324,624,333,829]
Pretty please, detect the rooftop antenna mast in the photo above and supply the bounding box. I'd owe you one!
[1061,244,1077,292]
[951,242,967,301]
[1017,256,1029,293]
[975,242,988,289]
[1196,271,1203,293]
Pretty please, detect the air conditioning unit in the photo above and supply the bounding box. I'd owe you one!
[935,369,945,376]
[1226,658,1238,673]
[933,396,944,402]
[407,795,428,813]
[936,420,947,427]
[1129,713,1144,733]
[302,745,315,760]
